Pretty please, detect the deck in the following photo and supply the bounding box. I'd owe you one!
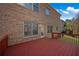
[3,38,79,56]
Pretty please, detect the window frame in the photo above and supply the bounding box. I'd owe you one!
[47,25,53,33]
[33,3,40,12]
[77,25,79,32]
[45,8,51,16]
[23,21,38,38]
[24,3,33,9]
[56,26,58,31]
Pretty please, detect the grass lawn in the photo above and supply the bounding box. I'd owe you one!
[60,35,79,45]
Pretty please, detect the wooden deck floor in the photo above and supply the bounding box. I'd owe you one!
[3,38,79,56]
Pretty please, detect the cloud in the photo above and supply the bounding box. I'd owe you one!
[57,6,79,20]
[59,6,79,15]
[67,7,79,14]
[60,9,69,14]
[60,16,72,20]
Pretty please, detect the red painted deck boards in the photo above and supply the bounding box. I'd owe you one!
[3,38,79,56]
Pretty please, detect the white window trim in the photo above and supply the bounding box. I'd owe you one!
[32,3,33,11]
[47,25,53,33]
[32,3,40,12]
[19,3,40,13]
[23,21,39,38]
[45,8,51,16]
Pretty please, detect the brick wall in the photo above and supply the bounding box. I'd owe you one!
[0,3,61,46]
[73,20,79,34]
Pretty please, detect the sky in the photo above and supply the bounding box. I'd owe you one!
[50,3,79,21]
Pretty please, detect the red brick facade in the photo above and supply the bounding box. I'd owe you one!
[0,3,61,46]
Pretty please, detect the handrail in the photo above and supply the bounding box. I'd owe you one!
[73,34,79,36]
[0,34,8,41]
[0,34,8,55]
[52,32,62,39]
[72,34,79,45]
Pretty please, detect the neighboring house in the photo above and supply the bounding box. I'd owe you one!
[73,19,79,35]
[59,20,65,32]
[0,3,61,46]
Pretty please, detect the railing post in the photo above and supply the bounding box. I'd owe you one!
[0,34,8,55]
[73,34,79,45]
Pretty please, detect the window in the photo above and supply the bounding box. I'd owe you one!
[21,3,40,12]
[33,23,38,35]
[56,26,58,31]
[24,3,32,9]
[47,25,53,33]
[24,22,38,37]
[45,8,51,16]
[77,25,79,32]
[33,3,39,12]
[24,22,32,36]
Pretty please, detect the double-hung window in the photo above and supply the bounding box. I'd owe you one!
[21,3,40,12]
[24,3,32,9]
[56,26,58,31]
[24,22,38,37]
[32,23,38,35]
[77,25,79,32]
[33,3,39,12]
[47,25,53,33]
[45,8,51,16]
[24,22,32,36]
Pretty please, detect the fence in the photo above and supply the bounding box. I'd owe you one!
[73,34,79,45]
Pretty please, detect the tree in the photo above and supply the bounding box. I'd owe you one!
[65,19,73,31]
[65,19,73,34]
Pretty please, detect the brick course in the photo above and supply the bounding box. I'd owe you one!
[0,3,61,46]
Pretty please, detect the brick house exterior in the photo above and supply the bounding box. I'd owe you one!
[0,3,61,46]
[59,20,65,32]
[73,19,79,35]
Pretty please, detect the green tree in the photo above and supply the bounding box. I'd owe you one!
[65,19,73,33]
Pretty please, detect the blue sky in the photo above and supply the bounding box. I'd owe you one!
[50,3,79,21]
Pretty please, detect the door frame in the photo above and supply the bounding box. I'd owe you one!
[38,24,46,38]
